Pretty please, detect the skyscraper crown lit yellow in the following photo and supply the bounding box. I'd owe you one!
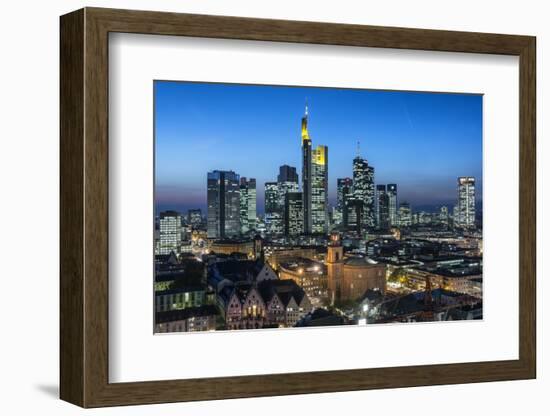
[301,103,310,143]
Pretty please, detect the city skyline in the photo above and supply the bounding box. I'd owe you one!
[155,81,483,214]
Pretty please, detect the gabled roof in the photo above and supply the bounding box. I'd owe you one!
[258,279,307,308]
[211,259,267,283]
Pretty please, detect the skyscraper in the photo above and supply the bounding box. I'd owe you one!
[159,210,182,255]
[239,177,257,234]
[352,152,375,229]
[311,145,328,234]
[207,170,241,239]
[387,184,398,226]
[457,176,476,228]
[376,184,390,230]
[398,202,412,227]
[187,209,202,229]
[285,192,304,236]
[301,104,312,234]
[335,178,353,226]
[277,165,298,183]
[337,178,353,213]
[264,182,284,235]
[343,195,363,233]
[439,205,449,227]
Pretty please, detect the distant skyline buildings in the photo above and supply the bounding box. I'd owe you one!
[155,81,483,214]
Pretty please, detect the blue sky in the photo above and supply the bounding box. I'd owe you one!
[155,81,482,214]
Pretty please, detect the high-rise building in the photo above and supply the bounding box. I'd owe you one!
[265,182,284,235]
[337,178,353,213]
[352,153,375,229]
[285,192,304,236]
[159,210,182,255]
[439,205,449,227]
[311,145,328,234]
[300,104,329,235]
[376,184,390,230]
[301,105,313,234]
[457,177,476,228]
[343,195,363,233]
[387,184,398,226]
[207,170,241,239]
[277,165,299,217]
[239,177,256,234]
[398,202,412,227]
[277,165,298,183]
[187,209,202,229]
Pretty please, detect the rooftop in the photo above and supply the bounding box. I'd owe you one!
[155,305,219,323]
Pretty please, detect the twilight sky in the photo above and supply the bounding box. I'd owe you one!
[154,81,482,215]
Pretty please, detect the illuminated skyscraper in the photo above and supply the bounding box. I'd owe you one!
[207,170,241,238]
[335,178,353,226]
[387,184,398,226]
[311,145,328,234]
[285,192,304,236]
[398,202,412,227]
[343,195,363,233]
[264,182,284,235]
[457,176,476,228]
[337,178,353,213]
[376,184,390,230]
[187,209,202,229]
[352,148,375,229]
[300,104,328,235]
[301,104,312,234]
[159,210,182,255]
[439,205,449,227]
[239,177,257,234]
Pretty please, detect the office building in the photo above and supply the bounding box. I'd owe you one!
[387,184,398,226]
[207,170,241,238]
[457,176,476,228]
[239,177,257,234]
[336,178,353,220]
[376,184,390,230]
[301,105,312,234]
[187,209,202,229]
[398,201,412,227]
[159,210,182,255]
[352,153,375,229]
[285,192,304,236]
[277,165,298,183]
[311,145,328,234]
[265,182,284,235]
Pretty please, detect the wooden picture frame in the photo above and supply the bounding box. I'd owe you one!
[60,7,536,408]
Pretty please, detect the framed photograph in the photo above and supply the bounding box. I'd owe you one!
[60,7,536,408]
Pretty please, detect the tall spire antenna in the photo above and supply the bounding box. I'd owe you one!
[357,140,361,157]
[305,97,308,117]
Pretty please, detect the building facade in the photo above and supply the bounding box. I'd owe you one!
[239,177,257,234]
[352,155,375,229]
[399,201,412,227]
[457,176,476,228]
[158,210,182,255]
[207,170,241,238]
[285,192,304,236]
[387,184,398,226]
[376,184,390,230]
[311,145,329,234]
[301,105,313,234]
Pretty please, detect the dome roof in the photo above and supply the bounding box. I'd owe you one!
[344,256,378,267]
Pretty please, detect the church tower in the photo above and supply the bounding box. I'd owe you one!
[326,232,344,304]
